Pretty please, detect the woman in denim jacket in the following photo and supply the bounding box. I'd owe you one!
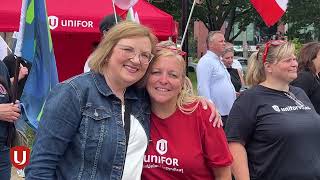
[25,21,158,180]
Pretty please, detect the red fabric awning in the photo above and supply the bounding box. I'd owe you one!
[0,0,176,39]
[0,0,177,81]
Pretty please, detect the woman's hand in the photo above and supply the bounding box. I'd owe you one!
[199,97,223,128]
[18,64,29,81]
[0,101,21,122]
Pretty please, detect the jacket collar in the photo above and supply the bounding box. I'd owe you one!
[91,72,138,100]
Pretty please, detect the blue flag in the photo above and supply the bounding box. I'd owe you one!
[19,0,59,129]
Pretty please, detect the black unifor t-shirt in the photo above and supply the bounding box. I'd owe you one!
[225,85,320,180]
[291,69,320,114]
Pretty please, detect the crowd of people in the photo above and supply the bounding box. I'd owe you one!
[0,17,319,180]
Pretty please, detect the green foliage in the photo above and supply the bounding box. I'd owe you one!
[283,0,320,41]
[150,0,319,43]
[150,0,260,41]
[188,71,198,93]
[149,0,181,20]
[291,38,303,55]
[26,125,36,149]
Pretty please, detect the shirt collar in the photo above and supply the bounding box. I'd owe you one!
[206,50,221,59]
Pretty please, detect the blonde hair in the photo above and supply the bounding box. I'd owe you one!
[222,42,234,56]
[246,41,295,86]
[139,50,200,114]
[157,40,177,48]
[88,21,158,74]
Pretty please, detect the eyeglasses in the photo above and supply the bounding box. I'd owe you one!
[156,45,187,56]
[262,40,287,63]
[116,44,154,64]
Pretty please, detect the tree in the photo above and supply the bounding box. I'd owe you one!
[283,0,320,41]
[150,0,260,41]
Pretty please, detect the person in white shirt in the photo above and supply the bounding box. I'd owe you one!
[196,31,236,126]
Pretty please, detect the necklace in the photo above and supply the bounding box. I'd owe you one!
[283,91,305,107]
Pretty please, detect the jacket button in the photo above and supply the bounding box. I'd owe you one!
[94,110,99,117]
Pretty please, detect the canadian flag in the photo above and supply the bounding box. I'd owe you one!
[113,0,139,21]
[113,0,138,10]
[250,0,288,27]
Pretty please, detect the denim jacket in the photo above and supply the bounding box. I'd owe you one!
[25,72,150,180]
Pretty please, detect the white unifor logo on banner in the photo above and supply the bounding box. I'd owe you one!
[48,16,59,30]
[48,16,94,30]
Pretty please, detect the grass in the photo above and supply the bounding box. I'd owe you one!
[188,71,198,94]
[26,126,36,148]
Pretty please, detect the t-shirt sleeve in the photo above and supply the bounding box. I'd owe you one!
[199,106,233,167]
[291,71,314,97]
[225,95,256,144]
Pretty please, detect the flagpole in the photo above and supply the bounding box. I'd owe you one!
[15,0,27,57]
[112,1,119,24]
[181,0,196,49]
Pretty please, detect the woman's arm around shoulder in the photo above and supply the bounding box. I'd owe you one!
[198,97,223,127]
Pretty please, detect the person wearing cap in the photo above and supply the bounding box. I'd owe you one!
[99,14,121,34]
[83,14,121,72]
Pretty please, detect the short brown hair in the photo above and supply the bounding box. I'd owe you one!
[206,31,223,45]
[298,42,320,74]
[88,21,158,74]
[223,42,234,56]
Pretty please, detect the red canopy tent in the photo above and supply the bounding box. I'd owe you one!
[0,0,177,81]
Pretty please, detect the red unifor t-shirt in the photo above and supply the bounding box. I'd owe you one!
[142,104,233,180]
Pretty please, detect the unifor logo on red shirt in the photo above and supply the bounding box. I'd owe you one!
[10,146,31,169]
[156,139,168,155]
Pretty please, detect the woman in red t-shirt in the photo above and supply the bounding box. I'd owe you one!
[140,49,233,180]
